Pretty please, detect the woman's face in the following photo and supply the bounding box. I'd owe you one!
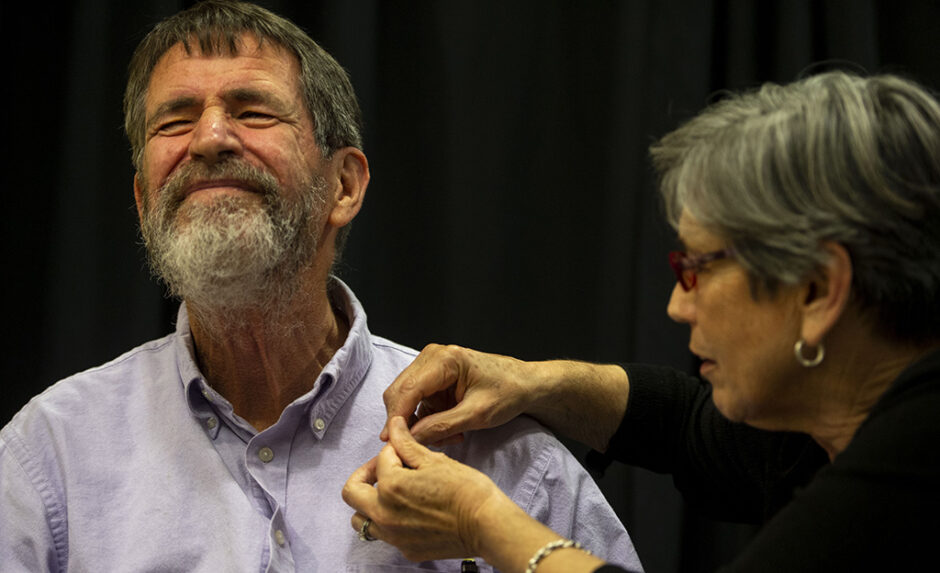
[667,210,807,429]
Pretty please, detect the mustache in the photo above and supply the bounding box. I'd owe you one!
[156,159,281,211]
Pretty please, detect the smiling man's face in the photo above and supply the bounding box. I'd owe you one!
[134,34,328,310]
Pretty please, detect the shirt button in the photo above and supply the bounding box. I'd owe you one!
[314,418,326,431]
[275,529,287,547]
[258,447,275,463]
[207,417,218,430]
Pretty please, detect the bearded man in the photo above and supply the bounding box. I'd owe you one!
[0,2,642,571]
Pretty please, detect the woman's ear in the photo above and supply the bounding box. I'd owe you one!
[800,242,853,345]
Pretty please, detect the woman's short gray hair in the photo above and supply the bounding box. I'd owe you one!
[651,71,940,344]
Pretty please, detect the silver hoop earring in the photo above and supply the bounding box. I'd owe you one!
[794,339,824,367]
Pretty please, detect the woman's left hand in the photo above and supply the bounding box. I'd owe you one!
[342,416,509,562]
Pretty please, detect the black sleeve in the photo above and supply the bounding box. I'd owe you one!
[604,363,826,523]
[593,566,629,573]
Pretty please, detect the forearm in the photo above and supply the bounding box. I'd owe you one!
[471,494,607,573]
[524,361,629,453]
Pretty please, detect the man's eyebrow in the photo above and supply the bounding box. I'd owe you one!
[225,88,289,110]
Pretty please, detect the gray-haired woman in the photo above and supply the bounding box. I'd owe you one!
[343,71,940,572]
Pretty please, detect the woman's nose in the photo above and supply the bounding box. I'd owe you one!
[667,282,695,324]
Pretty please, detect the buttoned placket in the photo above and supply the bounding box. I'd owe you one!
[245,402,315,572]
[189,377,299,571]
[183,334,353,571]
[190,380,224,439]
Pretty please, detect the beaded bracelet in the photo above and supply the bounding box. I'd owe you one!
[525,539,592,573]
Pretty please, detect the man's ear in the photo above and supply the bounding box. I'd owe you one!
[327,147,369,228]
[800,242,854,346]
[133,173,144,220]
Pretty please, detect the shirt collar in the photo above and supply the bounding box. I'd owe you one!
[174,278,375,439]
[172,305,228,439]
[174,303,203,404]
[307,278,374,437]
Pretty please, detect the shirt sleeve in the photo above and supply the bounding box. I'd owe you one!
[0,426,65,572]
[445,417,645,572]
[522,433,644,572]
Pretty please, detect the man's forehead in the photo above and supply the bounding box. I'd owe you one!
[154,32,294,70]
[144,33,303,110]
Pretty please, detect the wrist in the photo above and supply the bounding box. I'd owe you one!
[462,488,520,557]
[522,360,576,418]
[525,539,593,573]
[465,495,606,573]
[529,540,606,573]
[524,361,629,452]
[466,492,557,569]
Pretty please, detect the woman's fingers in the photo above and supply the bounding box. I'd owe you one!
[344,417,507,562]
[385,416,433,469]
[341,456,380,524]
[382,344,465,440]
[408,397,482,445]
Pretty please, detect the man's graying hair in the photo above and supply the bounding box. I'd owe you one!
[123,0,362,169]
[651,71,940,344]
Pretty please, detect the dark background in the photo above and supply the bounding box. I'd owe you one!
[3,1,938,571]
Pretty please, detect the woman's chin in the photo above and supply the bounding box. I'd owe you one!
[710,389,746,423]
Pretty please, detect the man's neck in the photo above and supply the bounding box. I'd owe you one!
[187,281,349,432]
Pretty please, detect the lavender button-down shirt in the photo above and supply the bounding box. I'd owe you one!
[1,280,642,572]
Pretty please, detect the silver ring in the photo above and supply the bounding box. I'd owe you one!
[358,517,376,541]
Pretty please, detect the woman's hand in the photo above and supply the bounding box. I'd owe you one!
[381,344,631,452]
[343,416,511,561]
[346,417,611,572]
[381,344,538,445]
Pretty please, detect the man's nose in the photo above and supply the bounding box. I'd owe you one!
[188,108,243,163]
[666,282,695,324]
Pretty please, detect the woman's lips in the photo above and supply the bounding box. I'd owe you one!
[698,358,718,379]
[691,349,715,378]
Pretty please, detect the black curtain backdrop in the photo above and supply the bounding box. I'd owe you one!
[4,1,938,571]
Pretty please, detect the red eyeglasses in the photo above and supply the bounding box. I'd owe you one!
[668,249,734,291]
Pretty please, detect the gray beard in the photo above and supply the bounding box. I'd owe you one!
[138,159,327,327]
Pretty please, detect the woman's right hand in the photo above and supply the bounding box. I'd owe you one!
[345,416,610,572]
[343,416,514,561]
